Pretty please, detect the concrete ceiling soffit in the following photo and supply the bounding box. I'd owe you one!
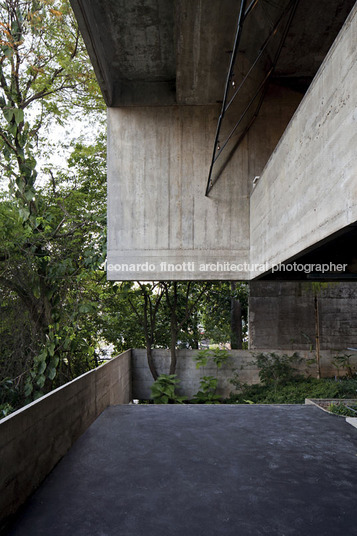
[70,0,356,107]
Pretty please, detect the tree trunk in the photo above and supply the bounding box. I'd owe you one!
[230,282,242,349]
[146,345,158,381]
[169,314,177,375]
[314,294,321,379]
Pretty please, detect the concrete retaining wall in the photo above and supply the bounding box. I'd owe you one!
[0,351,132,525]
[249,281,357,350]
[132,348,356,400]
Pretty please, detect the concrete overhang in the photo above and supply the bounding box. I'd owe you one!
[69,0,357,281]
[70,0,355,107]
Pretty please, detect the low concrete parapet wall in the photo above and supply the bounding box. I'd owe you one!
[0,350,132,526]
[132,348,356,399]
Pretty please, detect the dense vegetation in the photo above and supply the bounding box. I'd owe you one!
[0,1,248,417]
[146,351,357,406]
[227,378,357,405]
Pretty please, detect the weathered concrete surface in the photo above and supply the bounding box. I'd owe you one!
[132,348,355,400]
[70,0,354,106]
[249,281,357,350]
[70,1,356,281]
[107,104,249,279]
[107,87,300,280]
[0,351,131,526]
[250,5,357,276]
[4,405,357,536]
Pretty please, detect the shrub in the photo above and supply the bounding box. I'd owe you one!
[253,352,302,387]
[192,376,221,404]
[150,374,186,404]
[194,348,230,369]
[332,354,356,378]
[328,402,357,417]
[227,377,357,405]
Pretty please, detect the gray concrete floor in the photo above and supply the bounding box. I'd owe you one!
[5,405,357,536]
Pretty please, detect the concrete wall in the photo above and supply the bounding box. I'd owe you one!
[250,5,357,275]
[107,104,250,280]
[249,282,357,350]
[132,348,355,400]
[107,85,300,280]
[0,351,131,525]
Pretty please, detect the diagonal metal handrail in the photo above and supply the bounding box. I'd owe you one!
[205,0,299,196]
[205,0,248,197]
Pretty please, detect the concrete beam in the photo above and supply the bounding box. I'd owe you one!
[70,0,354,106]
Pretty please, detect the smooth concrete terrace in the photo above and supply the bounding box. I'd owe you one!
[4,404,357,536]
[2,348,357,535]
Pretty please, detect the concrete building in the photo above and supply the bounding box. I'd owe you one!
[70,0,357,281]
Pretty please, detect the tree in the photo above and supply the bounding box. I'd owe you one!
[200,282,248,348]
[118,282,165,381]
[161,282,209,374]
[100,281,212,380]
[0,1,108,410]
[0,135,107,404]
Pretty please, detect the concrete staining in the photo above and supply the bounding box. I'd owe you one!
[5,405,357,536]
[69,0,357,280]
[250,4,357,276]
[107,86,300,280]
[249,281,357,350]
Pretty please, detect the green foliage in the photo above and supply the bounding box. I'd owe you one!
[253,352,302,387]
[194,348,230,369]
[332,354,356,378]
[212,348,230,368]
[150,374,185,404]
[0,403,13,418]
[192,348,229,403]
[0,378,19,415]
[328,403,357,417]
[228,377,357,404]
[192,376,221,404]
[334,378,357,398]
[194,348,210,368]
[199,282,248,345]
[0,135,107,406]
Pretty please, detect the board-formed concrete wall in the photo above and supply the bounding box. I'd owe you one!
[107,85,301,281]
[249,282,357,350]
[132,348,354,400]
[250,5,357,275]
[0,351,131,526]
[107,104,250,280]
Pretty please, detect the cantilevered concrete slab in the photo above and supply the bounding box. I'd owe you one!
[5,405,357,536]
[70,0,357,280]
[70,0,354,107]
